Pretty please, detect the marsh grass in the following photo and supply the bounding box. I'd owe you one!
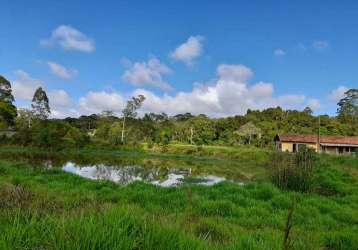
[0,146,267,183]
[0,147,357,249]
[270,149,316,192]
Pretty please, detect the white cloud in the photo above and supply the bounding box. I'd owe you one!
[50,109,79,119]
[53,64,319,118]
[122,57,172,91]
[49,90,72,108]
[312,40,329,50]
[79,91,125,114]
[48,90,75,118]
[169,36,204,65]
[126,64,310,117]
[47,62,77,79]
[307,98,321,111]
[328,86,348,102]
[41,25,95,53]
[10,71,75,118]
[216,64,253,82]
[274,49,286,56]
[12,70,43,101]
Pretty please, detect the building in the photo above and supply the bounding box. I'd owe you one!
[274,134,358,155]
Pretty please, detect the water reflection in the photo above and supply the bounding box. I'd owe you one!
[0,151,248,187]
[62,162,228,187]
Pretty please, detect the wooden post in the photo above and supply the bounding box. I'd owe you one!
[317,116,321,153]
[190,127,193,145]
[121,116,126,143]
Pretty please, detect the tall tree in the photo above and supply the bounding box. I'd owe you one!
[337,89,358,124]
[32,87,50,120]
[16,108,35,128]
[303,107,313,116]
[121,95,145,143]
[235,122,262,145]
[0,75,17,127]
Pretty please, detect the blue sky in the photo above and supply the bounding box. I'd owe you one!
[1,0,357,117]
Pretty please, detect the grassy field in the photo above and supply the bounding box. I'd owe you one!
[0,146,357,249]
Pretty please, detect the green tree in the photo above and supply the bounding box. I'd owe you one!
[121,95,145,143]
[235,122,262,145]
[16,108,35,129]
[337,89,358,124]
[32,87,50,120]
[108,122,123,145]
[190,116,216,145]
[303,107,313,116]
[0,75,17,127]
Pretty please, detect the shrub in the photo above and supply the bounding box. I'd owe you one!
[11,127,32,146]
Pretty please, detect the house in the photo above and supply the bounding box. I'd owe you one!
[274,134,358,155]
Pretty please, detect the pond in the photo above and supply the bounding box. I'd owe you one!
[0,150,259,187]
[62,162,231,187]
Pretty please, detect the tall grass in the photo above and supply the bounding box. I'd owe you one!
[270,148,316,192]
[0,149,357,249]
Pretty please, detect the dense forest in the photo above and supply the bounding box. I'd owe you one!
[1,75,357,149]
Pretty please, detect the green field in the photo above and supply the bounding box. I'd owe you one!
[0,146,357,249]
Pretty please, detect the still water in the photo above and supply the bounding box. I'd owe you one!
[0,151,247,187]
[62,162,229,187]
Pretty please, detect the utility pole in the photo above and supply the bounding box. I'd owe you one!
[317,116,321,153]
[121,116,126,143]
[190,127,193,145]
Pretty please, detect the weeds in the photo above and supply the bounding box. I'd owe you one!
[270,148,317,192]
[283,198,297,250]
[0,184,34,209]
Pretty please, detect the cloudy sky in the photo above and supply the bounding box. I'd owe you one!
[1,0,357,118]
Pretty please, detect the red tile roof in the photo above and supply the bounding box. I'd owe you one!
[277,134,358,145]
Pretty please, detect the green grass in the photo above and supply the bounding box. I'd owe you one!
[0,148,358,249]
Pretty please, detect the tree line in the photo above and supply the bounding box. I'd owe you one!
[1,74,357,150]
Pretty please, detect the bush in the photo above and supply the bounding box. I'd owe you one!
[8,120,92,150]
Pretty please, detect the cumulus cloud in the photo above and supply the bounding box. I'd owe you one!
[49,90,72,108]
[312,40,329,50]
[121,64,310,117]
[41,25,95,53]
[48,89,76,118]
[328,86,348,102]
[216,64,253,82]
[122,57,172,91]
[169,36,204,65]
[274,49,286,56]
[307,98,321,111]
[50,109,79,119]
[10,70,75,118]
[12,70,44,101]
[47,61,77,79]
[55,64,318,118]
[79,91,125,114]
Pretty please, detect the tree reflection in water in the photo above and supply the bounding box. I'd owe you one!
[62,162,226,187]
